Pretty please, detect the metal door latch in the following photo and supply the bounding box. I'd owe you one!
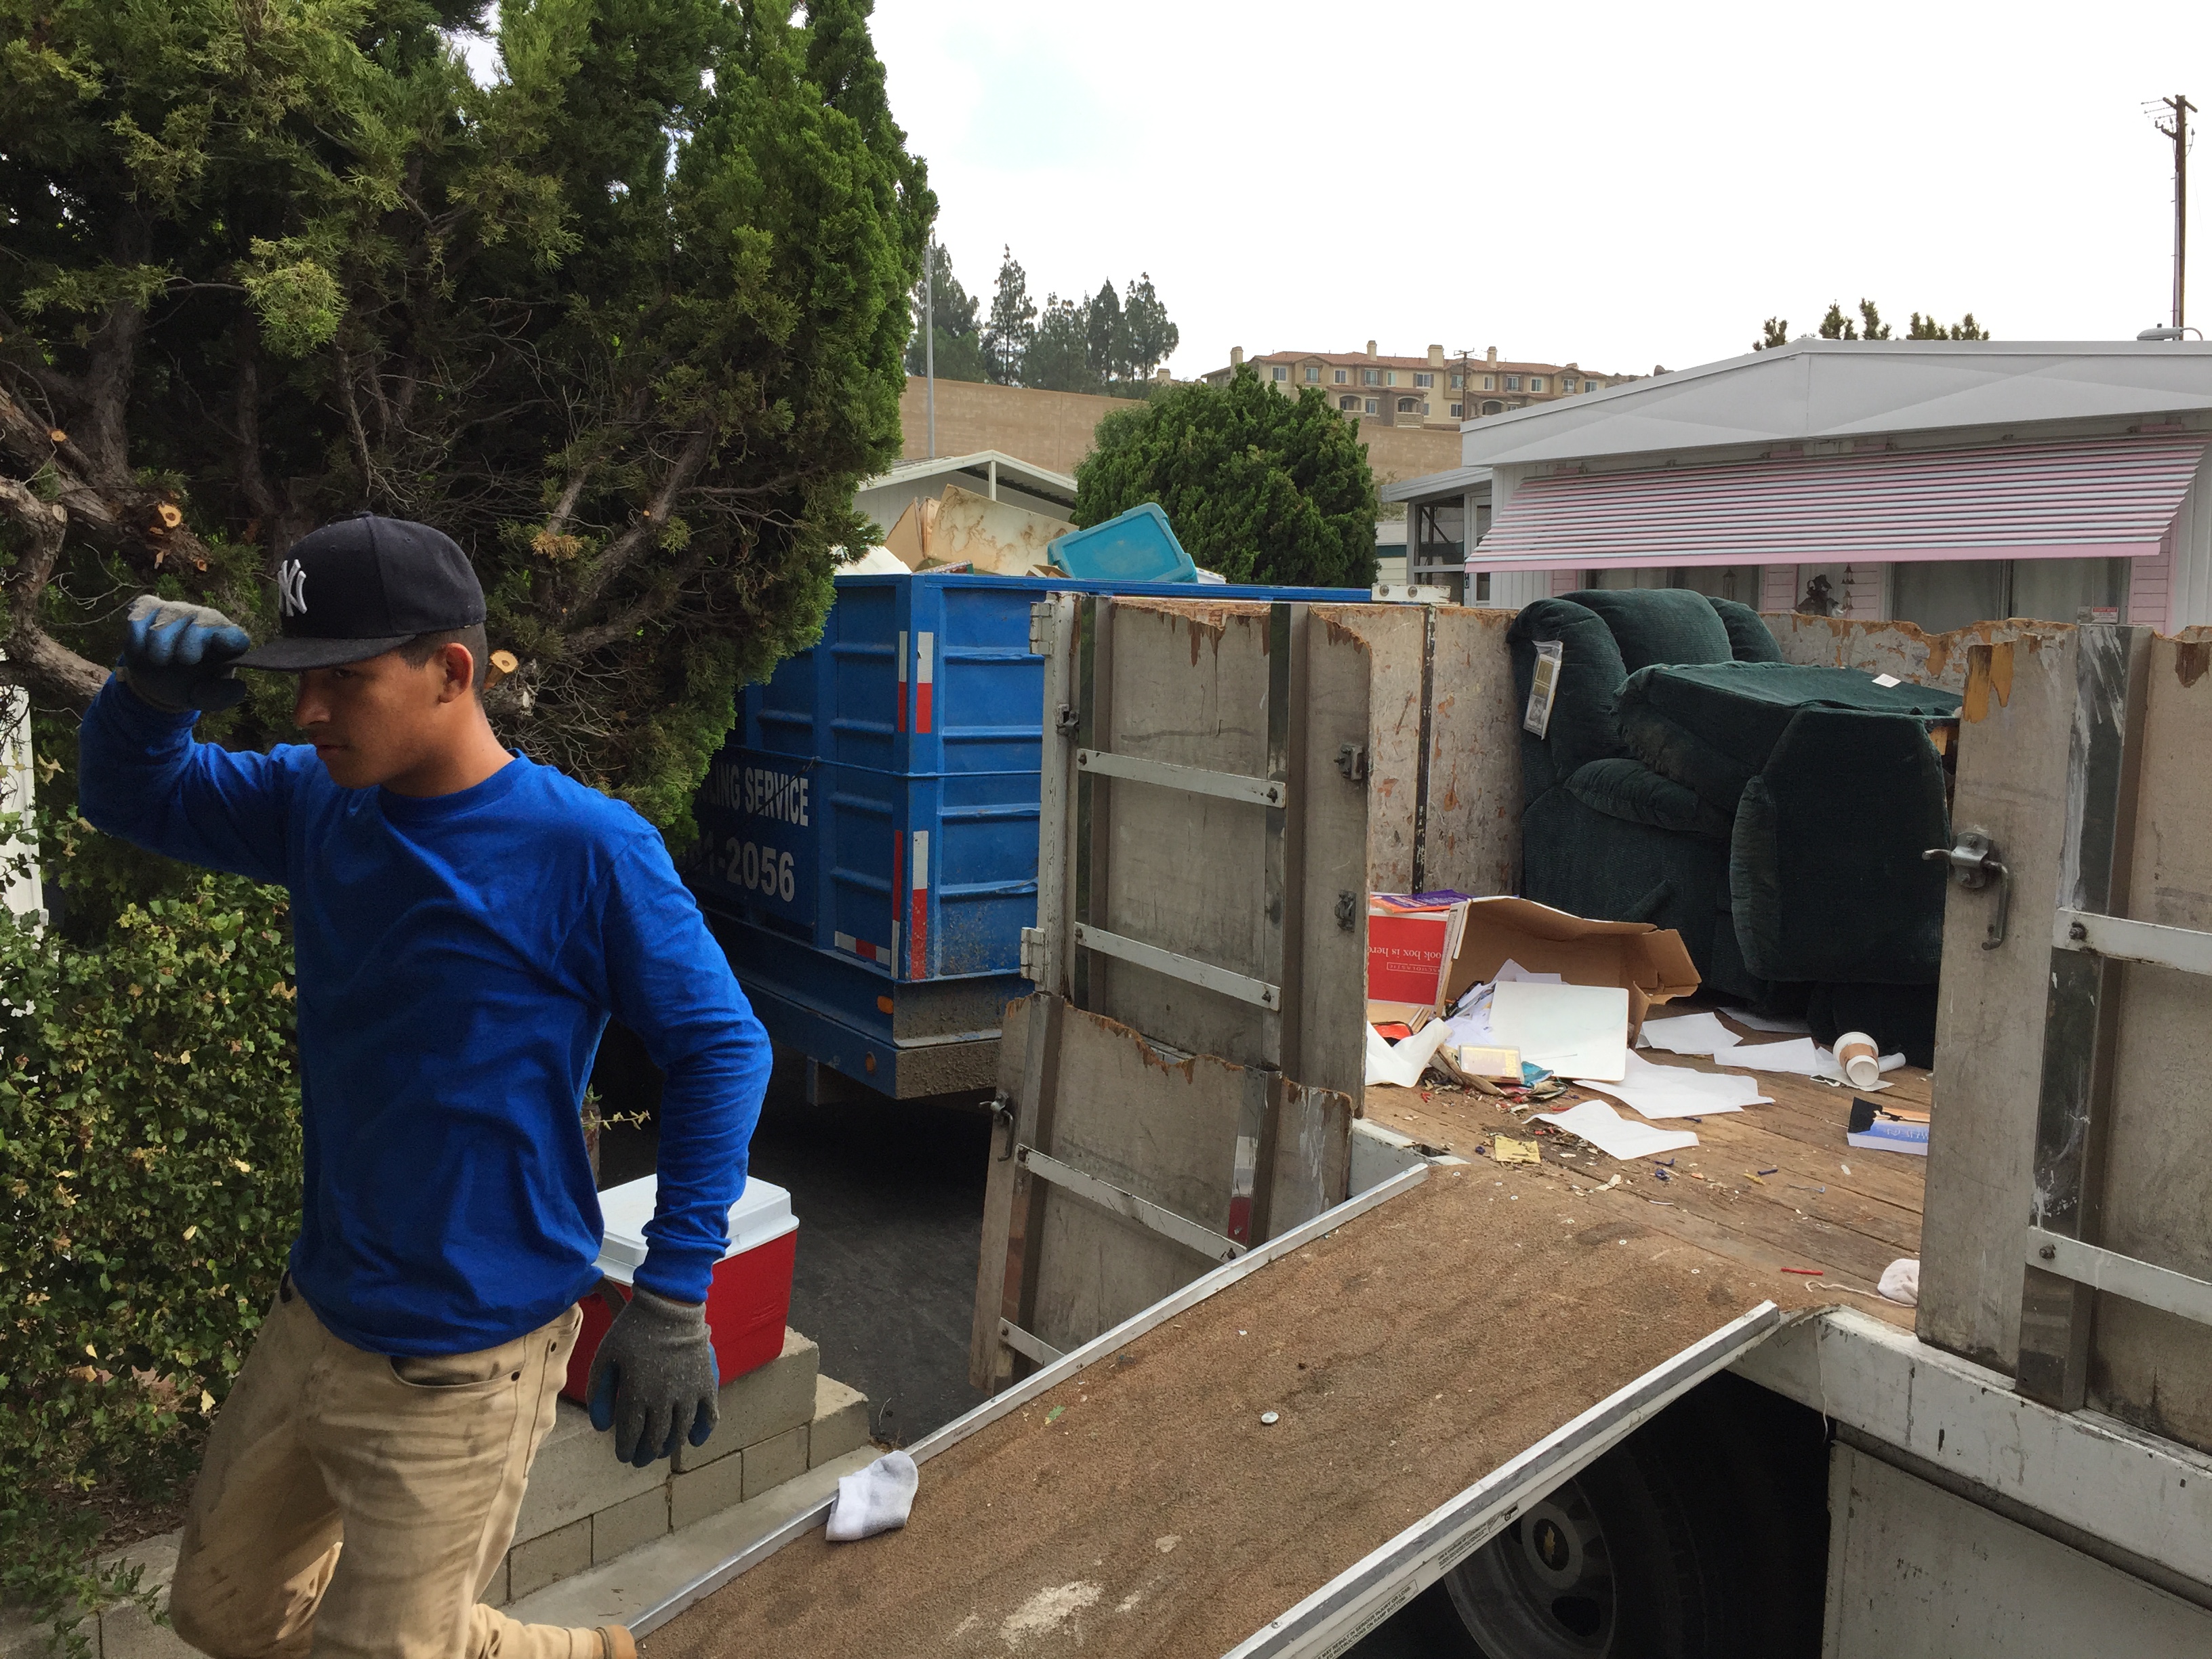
[1055,704,1078,736]
[991,1093,1017,1160]
[1923,830,2009,949]
[1335,891,1359,932]
[1336,743,1369,783]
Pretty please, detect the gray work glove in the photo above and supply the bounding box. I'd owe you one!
[115,594,251,714]
[586,1286,720,1469]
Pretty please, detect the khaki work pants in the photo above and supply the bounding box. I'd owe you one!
[169,1277,598,1659]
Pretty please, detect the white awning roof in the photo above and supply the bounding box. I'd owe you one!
[1472,435,2209,569]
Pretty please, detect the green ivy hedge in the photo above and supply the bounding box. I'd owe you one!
[0,865,300,1631]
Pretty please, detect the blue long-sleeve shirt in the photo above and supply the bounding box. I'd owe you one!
[78,680,771,1355]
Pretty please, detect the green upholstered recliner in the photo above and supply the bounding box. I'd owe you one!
[1506,589,1961,1061]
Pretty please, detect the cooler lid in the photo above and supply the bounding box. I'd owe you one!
[594,1173,796,1275]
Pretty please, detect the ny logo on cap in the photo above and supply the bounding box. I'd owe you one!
[277,559,308,617]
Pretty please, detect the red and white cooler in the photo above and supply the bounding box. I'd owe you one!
[560,1172,798,1403]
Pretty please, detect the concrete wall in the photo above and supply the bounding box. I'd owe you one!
[897,377,1459,491]
[899,379,1138,477]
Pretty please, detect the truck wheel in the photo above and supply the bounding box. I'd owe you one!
[1445,1438,1713,1658]
[1444,1372,1827,1659]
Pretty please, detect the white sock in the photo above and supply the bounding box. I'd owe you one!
[825,1450,919,1542]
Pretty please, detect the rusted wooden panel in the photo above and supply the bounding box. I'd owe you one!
[1917,629,2077,1373]
[1423,606,1521,896]
[1764,612,2073,691]
[2089,630,2212,1452]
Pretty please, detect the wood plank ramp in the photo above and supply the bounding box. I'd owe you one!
[642,1143,1852,1658]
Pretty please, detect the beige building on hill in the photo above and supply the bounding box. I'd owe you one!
[1202,343,1635,426]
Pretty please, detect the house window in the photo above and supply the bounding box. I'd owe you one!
[1584,378,1602,391]
[1450,372,1464,388]
[1414,372,1432,388]
[1420,401,1431,415]
[1483,400,1504,414]
[1338,394,1360,411]
[1272,365,1288,382]
[1363,369,1379,385]
[1334,368,1348,384]
[1305,365,1320,382]
[1483,375,1496,390]
[1385,370,1398,386]
[1397,397,1417,413]
[1450,402,1465,417]
[1364,397,1379,414]
[1559,378,1575,393]
[1530,377,1546,392]
[1504,375,1520,391]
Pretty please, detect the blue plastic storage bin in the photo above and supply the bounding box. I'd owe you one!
[1046,504,1197,584]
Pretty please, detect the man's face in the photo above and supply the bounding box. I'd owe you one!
[292,650,457,789]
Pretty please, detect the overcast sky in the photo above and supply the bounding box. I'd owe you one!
[871,0,2208,380]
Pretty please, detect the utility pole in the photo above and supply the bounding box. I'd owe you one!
[924,237,938,459]
[2156,94,2195,330]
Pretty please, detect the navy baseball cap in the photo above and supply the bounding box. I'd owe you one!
[237,512,487,671]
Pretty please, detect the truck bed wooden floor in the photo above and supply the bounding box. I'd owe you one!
[1365,1006,1927,1330]
[644,1151,1855,1657]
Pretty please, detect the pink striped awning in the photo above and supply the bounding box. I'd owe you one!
[1473,435,2209,569]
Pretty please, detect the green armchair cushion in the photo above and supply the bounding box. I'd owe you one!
[1620,660,1963,815]
[1707,596,1784,663]
[1560,588,1734,671]
[1507,598,1633,795]
[1565,759,1733,839]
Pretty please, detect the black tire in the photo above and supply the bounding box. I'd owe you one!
[1444,1373,1828,1659]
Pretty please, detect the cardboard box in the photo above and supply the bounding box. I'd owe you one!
[1443,897,1698,1038]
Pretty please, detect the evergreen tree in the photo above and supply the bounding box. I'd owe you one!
[1073,369,1378,586]
[1086,281,1125,384]
[1908,310,1990,340]
[0,0,930,846]
[1122,273,1181,378]
[1024,294,1095,393]
[983,245,1036,385]
[1772,298,1987,345]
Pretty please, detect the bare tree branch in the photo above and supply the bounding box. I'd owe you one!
[0,477,109,710]
[565,424,714,617]
[563,541,711,656]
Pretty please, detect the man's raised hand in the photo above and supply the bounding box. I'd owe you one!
[117,594,251,714]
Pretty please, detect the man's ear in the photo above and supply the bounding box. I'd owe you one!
[436,642,478,705]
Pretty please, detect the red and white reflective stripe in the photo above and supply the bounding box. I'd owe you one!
[907,830,929,979]
[895,630,908,733]
[914,632,935,734]
[832,930,890,964]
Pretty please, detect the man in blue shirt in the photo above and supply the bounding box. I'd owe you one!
[79,514,771,1659]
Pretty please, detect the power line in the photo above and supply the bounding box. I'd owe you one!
[2152,94,2196,331]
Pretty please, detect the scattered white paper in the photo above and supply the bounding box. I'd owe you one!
[1872,672,1903,688]
[1364,1018,1454,1088]
[1492,959,1564,985]
[1571,1050,1769,1119]
[1725,1036,1905,1084]
[1722,1009,1813,1034]
[1534,1098,1700,1160]
[1443,999,1495,1048]
[1490,981,1630,1082]
[1878,1258,1921,1305]
[1638,1010,1745,1057]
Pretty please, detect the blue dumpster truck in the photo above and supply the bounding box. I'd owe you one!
[684,569,1361,1099]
